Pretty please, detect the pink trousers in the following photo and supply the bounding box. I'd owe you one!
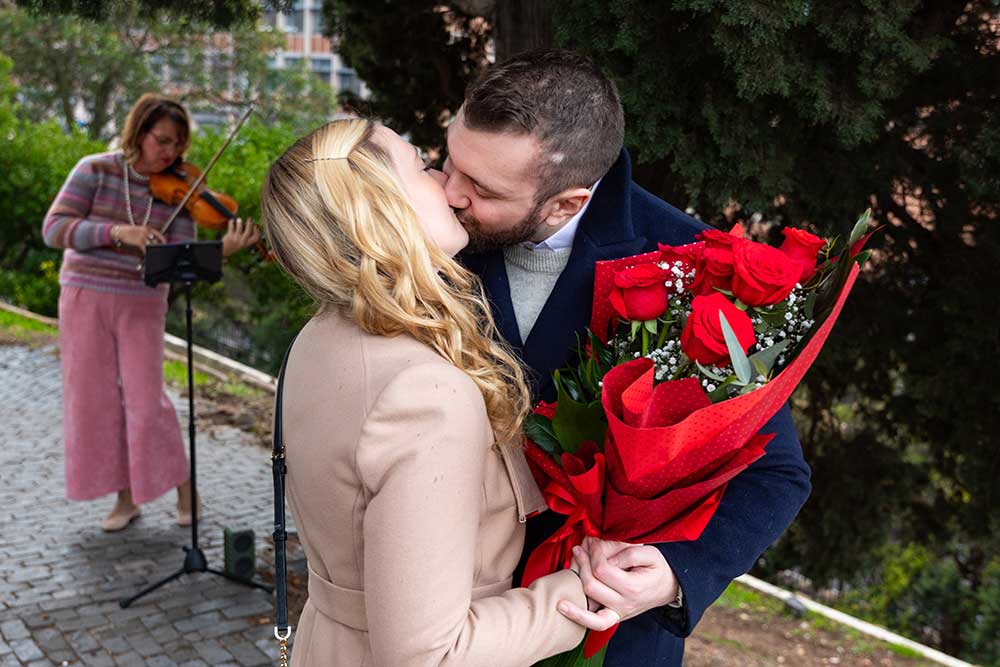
[59,285,188,504]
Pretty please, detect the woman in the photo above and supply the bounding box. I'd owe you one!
[42,93,260,531]
[261,119,590,666]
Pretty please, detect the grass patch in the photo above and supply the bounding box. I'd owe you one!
[716,582,784,615]
[218,379,265,399]
[163,359,212,387]
[887,643,923,660]
[0,309,58,336]
[698,632,760,657]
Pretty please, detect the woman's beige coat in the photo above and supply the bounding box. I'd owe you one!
[283,310,587,667]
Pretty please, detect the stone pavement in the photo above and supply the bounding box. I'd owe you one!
[0,344,295,667]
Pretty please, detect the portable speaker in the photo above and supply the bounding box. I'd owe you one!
[223,527,256,581]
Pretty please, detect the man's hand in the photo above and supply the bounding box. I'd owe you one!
[558,537,679,631]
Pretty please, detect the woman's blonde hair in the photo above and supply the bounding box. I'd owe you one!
[261,119,530,446]
[120,93,190,165]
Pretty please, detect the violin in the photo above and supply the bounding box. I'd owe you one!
[150,161,239,231]
[150,106,273,262]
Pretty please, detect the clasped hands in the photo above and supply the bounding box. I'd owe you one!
[558,536,679,631]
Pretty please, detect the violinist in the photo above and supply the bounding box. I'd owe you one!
[42,93,259,532]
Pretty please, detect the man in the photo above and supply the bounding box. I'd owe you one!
[446,49,812,666]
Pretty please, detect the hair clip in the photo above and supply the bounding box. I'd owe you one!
[305,156,350,163]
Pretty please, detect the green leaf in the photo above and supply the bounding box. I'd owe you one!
[551,371,607,453]
[533,640,609,667]
[849,209,872,247]
[707,374,741,402]
[719,311,752,384]
[713,288,735,296]
[644,318,658,334]
[696,361,728,382]
[630,319,641,340]
[523,413,561,458]
[748,339,791,376]
[560,373,584,402]
[854,249,872,266]
[804,291,817,320]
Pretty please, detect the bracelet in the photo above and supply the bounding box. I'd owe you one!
[111,225,122,248]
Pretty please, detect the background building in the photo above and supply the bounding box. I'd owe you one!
[262,0,365,98]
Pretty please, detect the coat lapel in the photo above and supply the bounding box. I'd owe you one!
[521,150,647,399]
[464,249,523,350]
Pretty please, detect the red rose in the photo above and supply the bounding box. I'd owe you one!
[698,228,743,249]
[609,262,672,321]
[731,241,800,306]
[779,227,825,282]
[680,293,756,366]
[658,241,704,274]
[689,246,737,296]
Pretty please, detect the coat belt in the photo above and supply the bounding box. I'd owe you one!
[307,565,514,631]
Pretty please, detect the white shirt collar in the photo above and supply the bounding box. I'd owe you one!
[523,178,603,252]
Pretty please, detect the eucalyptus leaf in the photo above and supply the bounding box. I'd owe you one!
[849,209,872,247]
[804,291,817,319]
[696,361,728,382]
[720,311,752,384]
[707,385,731,402]
[748,339,791,376]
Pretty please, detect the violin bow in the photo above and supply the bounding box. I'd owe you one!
[160,104,255,235]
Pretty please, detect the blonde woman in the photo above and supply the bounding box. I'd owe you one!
[261,119,590,666]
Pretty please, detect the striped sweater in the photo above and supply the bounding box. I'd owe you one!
[42,151,196,296]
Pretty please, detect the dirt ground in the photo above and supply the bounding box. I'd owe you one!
[686,595,937,667]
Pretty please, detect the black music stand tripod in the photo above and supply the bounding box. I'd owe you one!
[120,241,273,608]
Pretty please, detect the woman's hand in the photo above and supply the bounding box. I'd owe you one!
[113,224,165,255]
[221,217,261,258]
[559,537,679,631]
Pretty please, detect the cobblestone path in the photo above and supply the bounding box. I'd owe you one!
[0,344,286,667]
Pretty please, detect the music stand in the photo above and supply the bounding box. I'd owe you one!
[120,241,272,608]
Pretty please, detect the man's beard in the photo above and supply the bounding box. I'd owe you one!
[458,200,547,254]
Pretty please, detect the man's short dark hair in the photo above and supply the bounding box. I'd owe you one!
[462,49,625,203]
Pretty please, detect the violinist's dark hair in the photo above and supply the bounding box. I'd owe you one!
[120,93,191,165]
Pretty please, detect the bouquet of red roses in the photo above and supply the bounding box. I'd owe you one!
[523,211,875,666]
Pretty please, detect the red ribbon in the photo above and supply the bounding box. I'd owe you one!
[521,447,620,658]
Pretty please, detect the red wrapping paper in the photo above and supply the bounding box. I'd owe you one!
[523,260,862,658]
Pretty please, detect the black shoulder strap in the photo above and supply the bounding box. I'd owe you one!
[272,335,297,642]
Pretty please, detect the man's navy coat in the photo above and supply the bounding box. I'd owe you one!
[463,149,812,666]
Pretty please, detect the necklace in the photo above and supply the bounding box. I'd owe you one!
[122,156,154,227]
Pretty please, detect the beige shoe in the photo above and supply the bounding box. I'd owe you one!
[101,506,140,532]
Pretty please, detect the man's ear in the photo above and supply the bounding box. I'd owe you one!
[542,187,593,228]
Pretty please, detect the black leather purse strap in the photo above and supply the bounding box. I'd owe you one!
[272,336,297,650]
